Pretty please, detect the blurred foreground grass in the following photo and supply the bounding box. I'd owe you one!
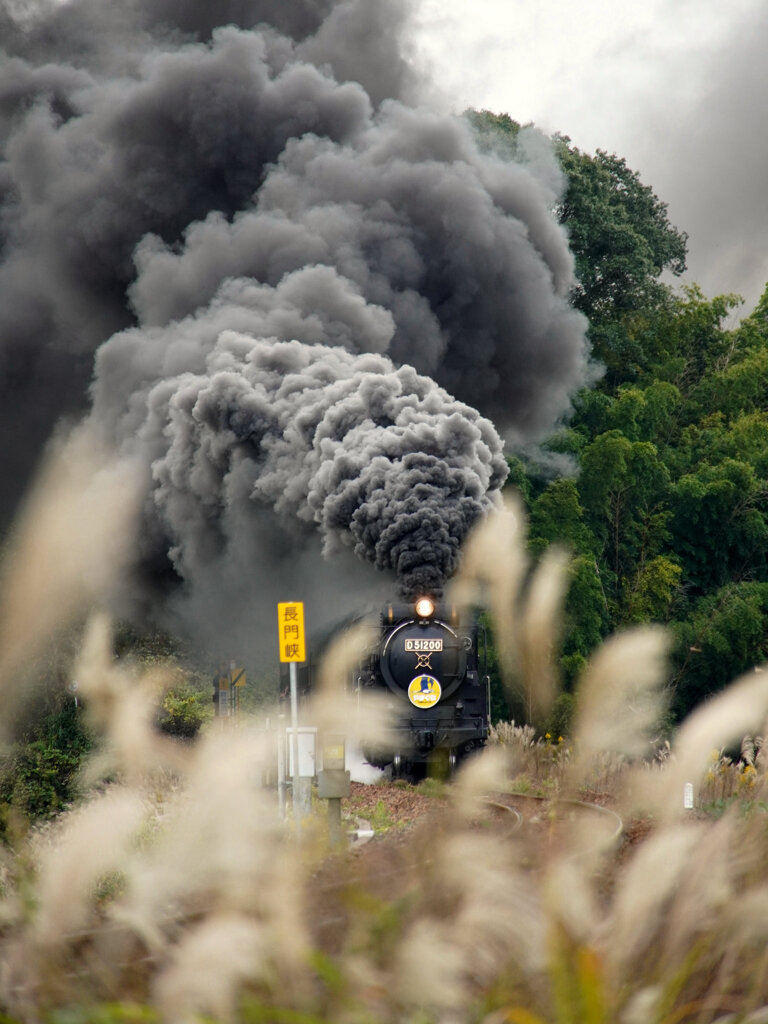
[2,435,768,1023]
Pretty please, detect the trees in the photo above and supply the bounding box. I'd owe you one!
[465,110,689,383]
[670,583,768,718]
[554,139,688,384]
[671,459,768,592]
[464,109,524,160]
[465,108,768,721]
[554,142,687,322]
[578,431,671,597]
[0,699,92,828]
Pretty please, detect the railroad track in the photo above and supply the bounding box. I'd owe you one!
[485,790,624,862]
[311,787,623,947]
[347,788,623,860]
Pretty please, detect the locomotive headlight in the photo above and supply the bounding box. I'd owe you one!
[414,596,435,619]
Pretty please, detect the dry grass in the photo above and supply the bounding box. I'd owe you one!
[1,452,768,1023]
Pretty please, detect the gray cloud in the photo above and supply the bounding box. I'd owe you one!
[641,3,768,311]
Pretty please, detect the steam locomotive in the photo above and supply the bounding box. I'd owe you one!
[356,596,490,778]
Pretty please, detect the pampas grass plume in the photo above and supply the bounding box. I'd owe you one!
[568,626,669,787]
[0,427,141,705]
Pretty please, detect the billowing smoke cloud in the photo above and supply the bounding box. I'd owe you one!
[122,100,586,436]
[96,329,507,599]
[0,2,396,508]
[1,0,592,649]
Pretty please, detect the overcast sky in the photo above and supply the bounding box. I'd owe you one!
[411,0,768,317]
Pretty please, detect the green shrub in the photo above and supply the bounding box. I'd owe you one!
[0,702,93,827]
[545,692,576,740]
[156,686,211,739]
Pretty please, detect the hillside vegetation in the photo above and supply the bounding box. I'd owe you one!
[469,110,768,724]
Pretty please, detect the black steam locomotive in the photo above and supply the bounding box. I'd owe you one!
[357,596,490,778]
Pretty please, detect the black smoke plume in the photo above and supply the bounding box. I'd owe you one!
[95,330,506,599]
[1,0,592,647]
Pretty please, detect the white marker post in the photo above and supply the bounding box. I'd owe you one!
[277,602,306,828]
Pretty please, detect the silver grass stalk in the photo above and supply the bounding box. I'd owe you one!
[0,427,141,714]
[604,823,708,972]
[450,743,515,822]
[310,619,400,755]
[661,667,768,817]
[31,788,146,943]
[75,612,189,785]
[450,493,565,727]
[450,494,528,680]
[152,913,267,1024]
[515,545,569,725]
[568,625,669,788]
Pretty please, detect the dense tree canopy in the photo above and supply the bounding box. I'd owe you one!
[468,108,768,721]
[466,110,690,383]
[553,141,688,321]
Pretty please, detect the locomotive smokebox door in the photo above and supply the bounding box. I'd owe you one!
[381,616,467,706]
[358,597,489,778]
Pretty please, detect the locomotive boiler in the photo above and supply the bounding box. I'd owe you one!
[357,596,490,778]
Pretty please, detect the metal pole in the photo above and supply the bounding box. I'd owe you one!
[328,798,343,849]
[277,714,286,818]
[289,661,300,823]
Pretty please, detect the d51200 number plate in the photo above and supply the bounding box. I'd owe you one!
[404,639,443,652]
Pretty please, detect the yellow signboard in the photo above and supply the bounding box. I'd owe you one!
[277,601,306,663]
[216,664,246,689]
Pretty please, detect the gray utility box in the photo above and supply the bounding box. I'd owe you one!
[317,769,351,799]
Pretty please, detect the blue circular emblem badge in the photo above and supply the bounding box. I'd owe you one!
[408,674,441,708]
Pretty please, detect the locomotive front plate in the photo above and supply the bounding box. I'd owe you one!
[407,674,441,708]
[404,638,443,652]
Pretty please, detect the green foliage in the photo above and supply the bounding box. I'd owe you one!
[670,583,768,717]
[156,686,211,739]
[463,109,768,720]
[505,453,534,504]
[624,555,682,623]
[0,701,92,827]
[465,114,689,377]
[8,741,82,821]
[478,613,514,724]
[368,799,395,831]
[671,458,768,592]
[551,137,689,389]
[554,140,687,324]
[464,108,524,160]
[0,621,218,831]
[545,693,576,739]
[602,380,681,445]
[559,556,609,686]
[578,430,671,605]
[529,478,595,557]
[113,623,181,664]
